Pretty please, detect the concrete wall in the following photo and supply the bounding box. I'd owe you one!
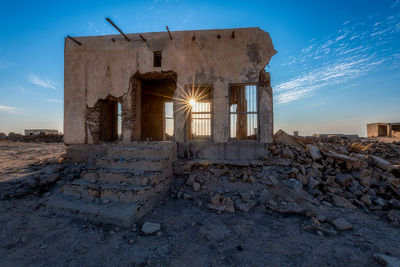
[367,123,389,137]
[64,27,276,145]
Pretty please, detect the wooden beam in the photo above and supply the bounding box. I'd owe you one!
[105,17,130,41]
[67,35,82,46]
[139,34,147,42]
[166,26,173,40]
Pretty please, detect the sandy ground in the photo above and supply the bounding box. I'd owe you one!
[1,142,400,266]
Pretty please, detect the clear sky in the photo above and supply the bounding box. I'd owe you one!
[0,0,399,136]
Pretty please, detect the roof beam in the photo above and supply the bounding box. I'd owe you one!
[67,35,82,46]
[105,17,130,41]
[166,26,173,40]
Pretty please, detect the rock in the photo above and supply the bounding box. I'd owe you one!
[282,147,295,159]
[369,155,394,172]
[141,222,161,235]
[359,170,372,187]
[373,253,400,267]
[192,182,201,192]
[297,174,309,185]
[387,210,400,226]
[316,214,326,222]
[247,175,256,185]
[273,129,305,150]
[221,197,235,212]
[82,172,97,182]
[186,174,196,186]
[228,176,237,182]
[332,195,356,209]
[281,178,303,192]
[332,218,352,230]
[307,144,322,161]
[207,194,235,212]
[209,167,226,178]
[374,197,387,207]
[335,173,353,187]
[234,199,256,212]
[141,177,149,186]
[308,177,320,189]
[361,195,372,205]
[324,151,366,170]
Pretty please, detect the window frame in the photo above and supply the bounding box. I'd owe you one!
[184,84,213,142]
[228,83,259,142]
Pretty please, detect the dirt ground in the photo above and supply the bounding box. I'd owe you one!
[1,142,400,266]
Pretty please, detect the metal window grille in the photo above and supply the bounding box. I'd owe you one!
[229,85,258,140]
[192,101,211,140]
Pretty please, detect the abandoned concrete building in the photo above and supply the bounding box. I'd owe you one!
[49,27,276,225]
[367,122,400,138]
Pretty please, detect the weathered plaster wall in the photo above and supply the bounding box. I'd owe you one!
[64,27,276,145]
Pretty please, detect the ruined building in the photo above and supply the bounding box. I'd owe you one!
[49,27,276,225]
[367,122,400,138]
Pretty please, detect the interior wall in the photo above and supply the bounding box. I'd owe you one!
[140,78,176,141]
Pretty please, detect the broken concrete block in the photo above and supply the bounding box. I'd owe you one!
[332,218,352,231]
[141,222,161,235]
[373,253,400,267]
[307,144,322,161]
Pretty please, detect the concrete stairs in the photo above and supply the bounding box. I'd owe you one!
[47,142,175,226]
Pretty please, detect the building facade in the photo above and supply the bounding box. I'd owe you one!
[64,27,276,160]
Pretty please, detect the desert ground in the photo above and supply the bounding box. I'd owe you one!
[1,139,400,266]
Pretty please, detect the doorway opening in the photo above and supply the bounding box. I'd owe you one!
[139,74,176,141]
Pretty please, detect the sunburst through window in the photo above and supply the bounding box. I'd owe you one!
[186,85,212,141]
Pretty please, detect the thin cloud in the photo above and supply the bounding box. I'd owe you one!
[28,74,56,90]
[274,9,400,104]
[275,57,383,104]
[0,104,21,114]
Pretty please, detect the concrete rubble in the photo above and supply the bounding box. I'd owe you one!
[170,130,400,232]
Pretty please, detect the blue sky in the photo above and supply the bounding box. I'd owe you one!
[0,0,399,136]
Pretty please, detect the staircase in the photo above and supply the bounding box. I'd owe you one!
[47,142,175,226]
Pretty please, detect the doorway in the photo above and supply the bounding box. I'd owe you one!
[139,75,176,141]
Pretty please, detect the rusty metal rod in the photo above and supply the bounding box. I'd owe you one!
[105,17,130,41]
[139,34,147,42]
[67,35,82,46]
[166,26,173,40]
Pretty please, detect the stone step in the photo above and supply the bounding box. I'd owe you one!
[61,179,155,203]
[95,157,171,171]
[46,194,146,226]
[81,170,169,186]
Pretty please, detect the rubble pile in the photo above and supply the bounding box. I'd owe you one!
[172,130,400,230]
[0,132,63,143]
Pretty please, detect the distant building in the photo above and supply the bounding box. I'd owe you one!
[367,122,400,138]
[24,129,59,136]
[312,133,359,139]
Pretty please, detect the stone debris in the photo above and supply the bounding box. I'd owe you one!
[172,131,400,230]
[373,253,400,267]
[141,222,161,235]
[331,218,352,231]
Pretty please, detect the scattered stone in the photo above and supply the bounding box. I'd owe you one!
[307,144,322,161]
[141,222,161,235]
[369,155,394,172]
[192,182,201,192]
[332,218,352,231]
[332,195,356,209]
[373,253,400,267]
[281,178,303,192]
